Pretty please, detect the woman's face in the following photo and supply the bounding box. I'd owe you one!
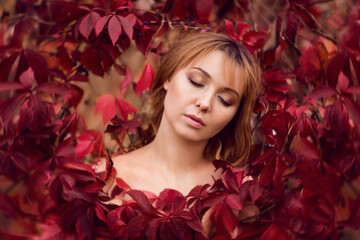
[162,50,245,143]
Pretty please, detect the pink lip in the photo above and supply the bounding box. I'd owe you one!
[184,114,205,128]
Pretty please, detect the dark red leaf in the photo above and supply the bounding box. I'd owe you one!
[24,49,49,84]
[343,96,360,131]
[294,42,321,83]
[307,86,337,99]
[126,190,153,214]
[260,223,291,240]
[259,157,276,187]
[58,44,73,73]
[136,62,155,94]
[0,93,26,132]
[284,11,299,45]
[326,51,347,87]
[195,0,214,21]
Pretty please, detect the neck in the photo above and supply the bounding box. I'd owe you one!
[148,118,209,175]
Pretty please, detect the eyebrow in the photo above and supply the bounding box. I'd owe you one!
[192,67,241,99]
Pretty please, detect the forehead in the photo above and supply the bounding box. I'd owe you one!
[188,50,246,94]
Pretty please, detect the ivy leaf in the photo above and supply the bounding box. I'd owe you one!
[136,62,154,94]
[95,95,116,126]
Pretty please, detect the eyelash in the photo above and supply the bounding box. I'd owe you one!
[189,78,232,107]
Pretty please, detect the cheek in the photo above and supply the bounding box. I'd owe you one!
[212,108,238,130]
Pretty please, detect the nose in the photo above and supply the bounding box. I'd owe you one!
[196,92,212,112]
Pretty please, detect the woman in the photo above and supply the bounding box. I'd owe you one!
[108,32,262,196]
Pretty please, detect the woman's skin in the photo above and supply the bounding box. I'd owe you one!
[112,50,245,196]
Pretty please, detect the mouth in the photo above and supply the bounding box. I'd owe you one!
[185,114,205,127]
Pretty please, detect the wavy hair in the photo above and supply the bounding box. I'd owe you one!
[148,32,262,166]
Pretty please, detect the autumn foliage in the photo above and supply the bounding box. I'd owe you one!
[1,0,360,239]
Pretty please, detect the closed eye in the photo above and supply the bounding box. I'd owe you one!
[189,78,204,87]
[218,95,231,106]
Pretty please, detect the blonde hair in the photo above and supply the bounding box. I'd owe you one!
[148,32,262,166]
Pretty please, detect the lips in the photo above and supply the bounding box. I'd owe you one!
[185,114,205,126]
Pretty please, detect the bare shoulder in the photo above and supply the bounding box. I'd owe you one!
[111,145,150,180]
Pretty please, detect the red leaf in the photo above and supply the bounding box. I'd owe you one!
[68,74,88,82]
[95,15,111,36]
[249,180,262,204]
[344,86,360,95]
[343,96,360,130]
[0,82,24,92]
[291,4,319,30]
[259,157,276,187]
[108,16,122,46]
[120,68,132,95]
[95,95,116,125]
[76,133,96,158]
[115,97,137,120]
[212,202,238,235]
[79,11,101,40]
[126,190,153,214]
[294,42,321,83]
[0,93,26,131]
[260,223,291,240]
[19,67,34,89]
[24,49,49,84]
[326,51,347,87]
[18,102,33,132]
[307,86,337,99]
[136,62,154,94]
[222,169,240,192]
[225,193,243,210]
[58,44,73,73]
[284,11,299,45]
[156,189,185,212]
[116,177,131,190]
[195,0,213,21]
[236,22,252,38]
[224,19,238,41]
[338,71,349,92]
[119,16,133,41]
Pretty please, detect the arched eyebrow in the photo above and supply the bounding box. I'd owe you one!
[192,67,241,100]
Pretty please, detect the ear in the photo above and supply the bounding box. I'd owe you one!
[163,80,169,91]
